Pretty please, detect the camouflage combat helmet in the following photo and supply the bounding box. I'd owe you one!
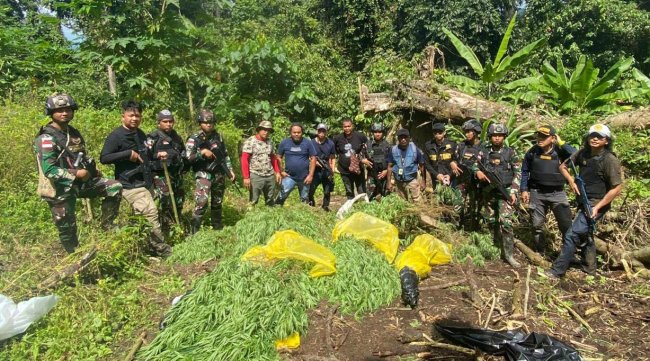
[487,123,508,136]
[197,109,215,124]
[370,123,385,132]
[45,93,78,116]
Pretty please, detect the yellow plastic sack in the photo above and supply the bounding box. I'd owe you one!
[275,332,300,350]
[242,230,336,277]
[394,234,453,278]
[332,212,400,263]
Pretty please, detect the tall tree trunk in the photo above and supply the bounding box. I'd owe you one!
[187,83,195,120]
[107,64,117,96]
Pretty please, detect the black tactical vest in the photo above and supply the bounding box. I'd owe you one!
[192,131,225,173]
[578,150,609,200]
[426,139,456,175]
[486,147,514,186]
[367,139,389,169]
[529,146,566,188]
[150,130,184,173]
[458,142,480,167]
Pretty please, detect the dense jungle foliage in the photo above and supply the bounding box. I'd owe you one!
[1,0,650,359]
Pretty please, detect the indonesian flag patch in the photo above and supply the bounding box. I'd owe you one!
[41,139,53,150]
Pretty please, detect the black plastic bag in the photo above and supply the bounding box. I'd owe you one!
[435,324,583,361]
[400,267,419,309]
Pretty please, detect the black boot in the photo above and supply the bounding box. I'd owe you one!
[100,196,121,231]
[582,241,597,275]
[210,209,223,230]
[533,231,546,253]
[190,217,202,235]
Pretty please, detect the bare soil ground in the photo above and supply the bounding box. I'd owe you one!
[283,262,650,361]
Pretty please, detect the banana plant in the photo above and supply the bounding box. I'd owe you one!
[442,14,546,99]
[505,55,647,114]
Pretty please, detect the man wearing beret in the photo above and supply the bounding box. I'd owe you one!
[146,109,186,232]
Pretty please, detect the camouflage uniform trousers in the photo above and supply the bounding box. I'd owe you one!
[478,187,517,253]
[192,171,225,230]
[456,179,479,230]
[152,174,184,230]
[47,177,122,253]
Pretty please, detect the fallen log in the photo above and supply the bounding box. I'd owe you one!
[362,79,557,126]
[594,237,650,279]
[514,239,551,268]
[39,245,97,290]
[604,107,650,129]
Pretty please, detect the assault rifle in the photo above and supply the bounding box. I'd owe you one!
[316,157,333,180]
[569,158,596,233]
[73,152,99,180]
[205,143,243,196]
[476,160,511,201]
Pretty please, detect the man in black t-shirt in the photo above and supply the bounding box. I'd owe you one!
[100,100,171,257]
[332,118,368,199]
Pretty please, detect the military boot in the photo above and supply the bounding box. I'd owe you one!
[533,231,546,253]
[582,243,597,276]
[150,227,172,258]
[100,196,121,231]
[190,217,202,235]
[502,235,521,267]
[210,209,223,230]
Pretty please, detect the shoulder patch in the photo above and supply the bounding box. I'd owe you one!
[38,134,55,150]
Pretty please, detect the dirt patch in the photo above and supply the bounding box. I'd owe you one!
[284,263,650,361]
[110,259,217,359]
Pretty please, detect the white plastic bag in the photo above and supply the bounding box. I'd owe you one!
[336,193,369,219]
[0,294,59,341]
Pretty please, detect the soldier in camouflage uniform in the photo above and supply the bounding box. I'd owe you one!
[34,93,122,253]
[451,119,483,230]
[146,109,185,231]
[473,123,522,267]
[184,109,236,233]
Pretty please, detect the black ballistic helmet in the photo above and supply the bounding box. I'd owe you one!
[487,123,508,137]
[45,93,78,116]
[370,123,385,132]
[462,119,482,134]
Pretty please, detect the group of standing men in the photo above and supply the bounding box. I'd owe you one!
[35,92,624,278]
[35,93,235,257]
[241,116,623,278]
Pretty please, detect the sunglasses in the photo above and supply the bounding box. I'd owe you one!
[536,133,551,139]
[588,133,606,140]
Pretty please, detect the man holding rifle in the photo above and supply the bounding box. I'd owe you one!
[184,109,236,233]
[363,123,391,201]
[308,123,336,211]
[146,109,185,232]
[547,124,623,278]
[473,123,522,267]
[101,100,170,257]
